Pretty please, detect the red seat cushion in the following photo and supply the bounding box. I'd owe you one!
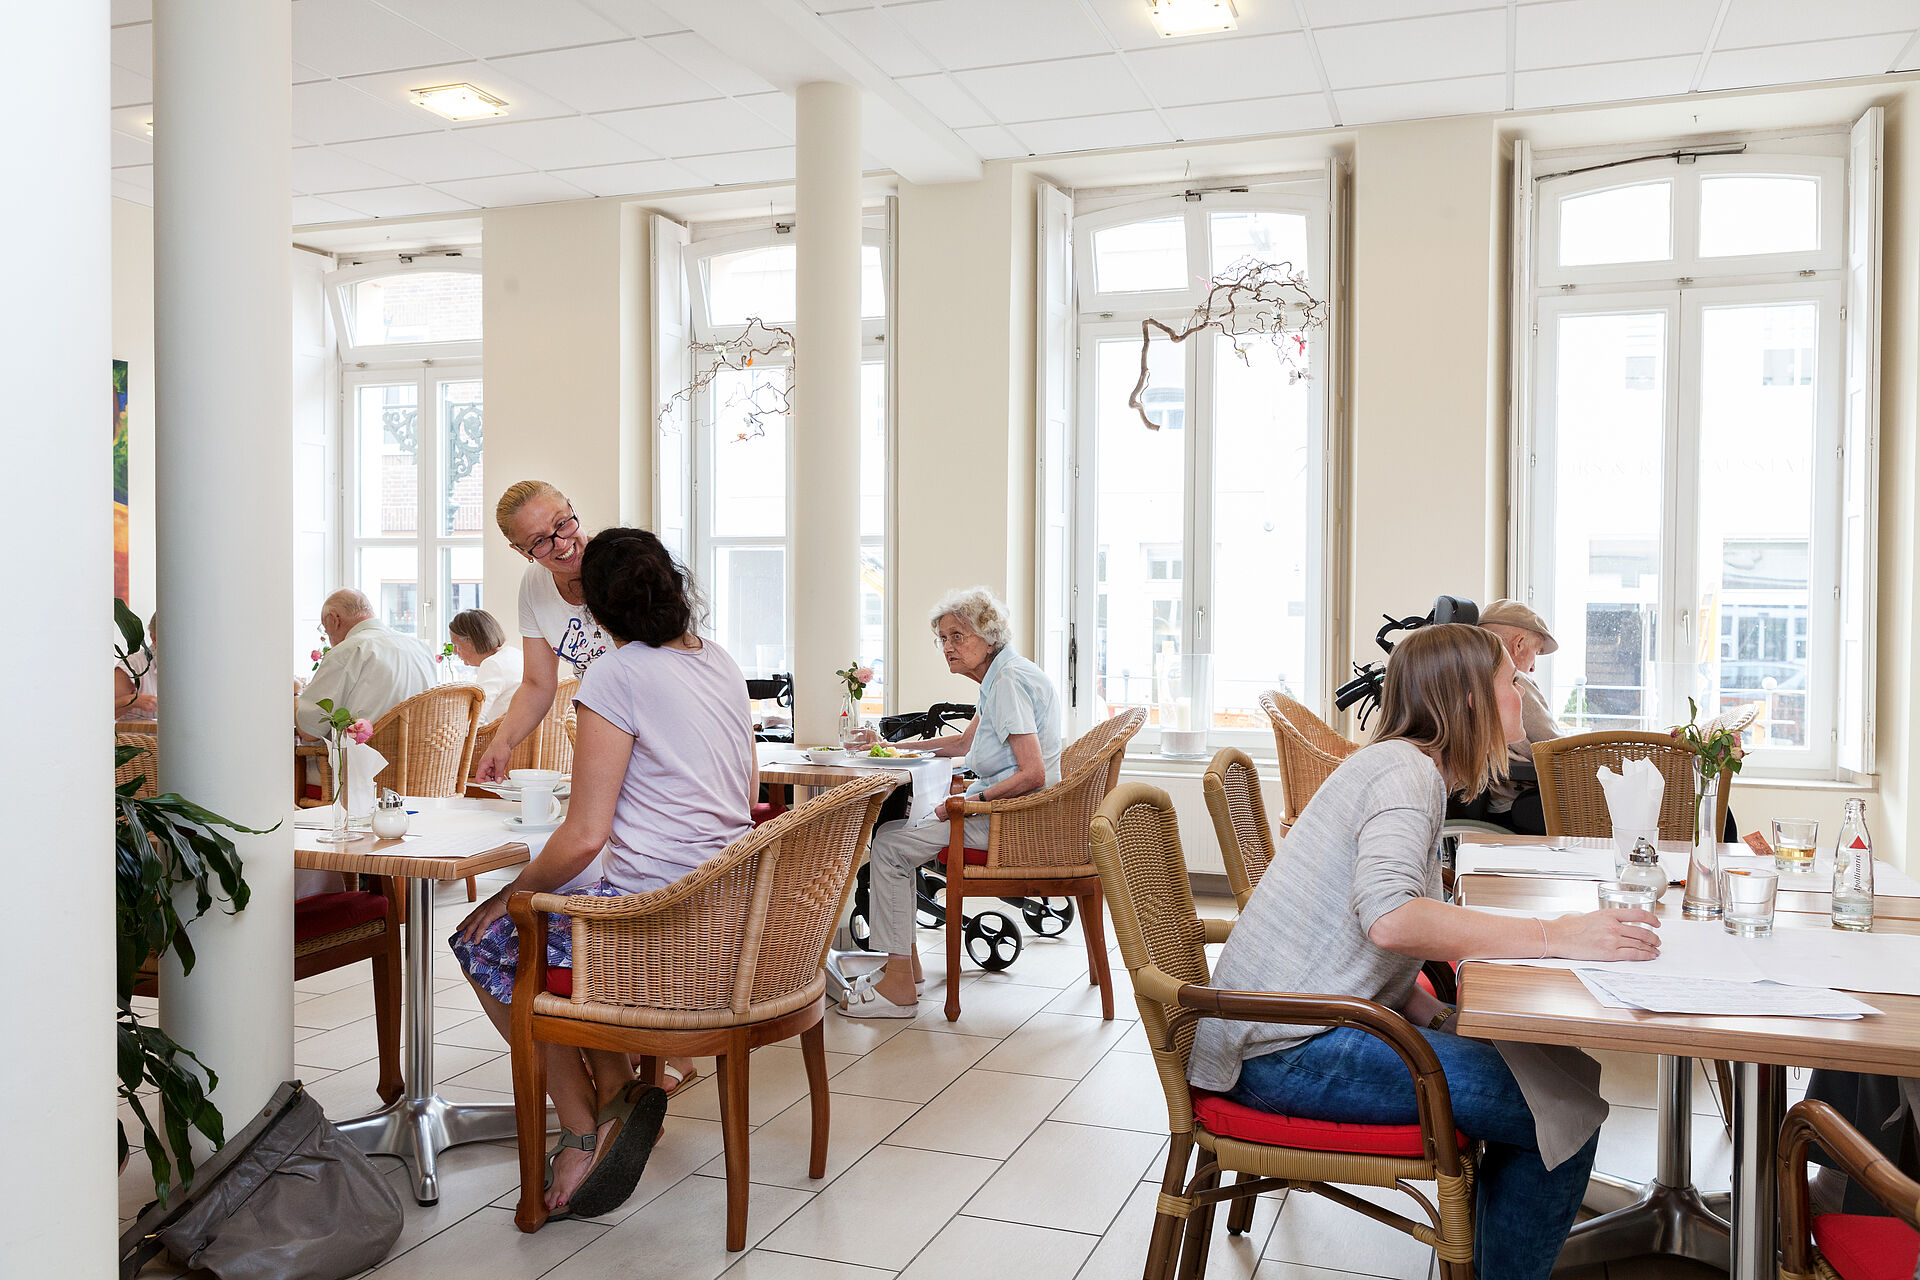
[936,846,989,867]
[293,891,388,944]
[546,967,573,997]
[750,801,786,826]
[1814,1213,1920,1280]
[1192,1090,1469,1158]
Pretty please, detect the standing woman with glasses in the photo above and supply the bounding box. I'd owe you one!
[473,480,611,782]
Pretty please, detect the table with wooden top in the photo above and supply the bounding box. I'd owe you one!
[1453,855,1920,1280]
[294,798,533,1204]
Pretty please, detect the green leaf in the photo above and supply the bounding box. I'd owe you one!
[115,598,147,654]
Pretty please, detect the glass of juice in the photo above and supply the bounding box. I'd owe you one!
[1772,818,1818,874]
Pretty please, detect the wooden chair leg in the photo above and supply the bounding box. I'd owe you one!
[509,1014,550,1233]
[1176,1160,1222,1280]
[944,872,966,1022]
[715,1033,752,1251]
[1145,1133,1195,1280]
[370,947,404,1106]
[466,876,478,902]
[1225,1172,1257,1235]
[800,1018,830,1180]
[632,1055,665,1089]
[1078,891,1114,1020]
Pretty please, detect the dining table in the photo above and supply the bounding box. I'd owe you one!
[1452,839,1920,1280]
[293,796,537,1204]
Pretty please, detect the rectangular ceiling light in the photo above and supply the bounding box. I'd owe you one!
[1148,0,1237,38]
[410,83,507,121]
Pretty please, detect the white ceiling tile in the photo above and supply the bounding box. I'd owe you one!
[113,180,155,207]
[649,31,777,95]
[334,130,532,182]
[736,91,798,137]
[324,185,480,217]
[1699,31,1911,90]
[457,115,657,168]
[955,55,1150,122]
[111,21,151,76]
[577,0,687,39]
[547,158,708,196]
[1516,0,1720,68]
[293,61,331,84]
[1333,73,1506,124]
[1717,0,1920,49]
[112,131,153,168]
[292,144,413,194]
[1514,55,1696,108]
[113,164,154,191]
[111,106,153,137]
[111,64,152,110]
[823,9,941,77]
[1009,110,1175,155]
[1901,34,1920,72]
[596,98,791,156]
[955,123,1030,158]
[340,61,579,128]
[293,194,375,226]
[432,171,595,206]
[489,40,716,113]
[293,81,436,144]
[884,0,1111,68]
[1083,0,1301,50]
[1314,9,1508,87]
[897,73,996,129]
[1304,0,1502,24]
[293,0,467,77]
[111,0,151,23]
[1124,33,1318,108]
[375,0,630,58]
[1162,92,1334,141]
[677,146,798,186]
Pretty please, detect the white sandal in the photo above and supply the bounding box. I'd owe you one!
[838,986,919,1018]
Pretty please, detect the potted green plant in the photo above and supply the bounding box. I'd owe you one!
[115,599,270,1204]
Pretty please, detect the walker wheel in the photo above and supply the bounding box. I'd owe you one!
[964,912,1023,971]
[1021,898,1075,937]
[849,867,878,951]
[914,867,946,930]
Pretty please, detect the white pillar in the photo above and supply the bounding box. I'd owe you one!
[154,0,296,1122]
[791,81,865,743]
[0,4,116,1266]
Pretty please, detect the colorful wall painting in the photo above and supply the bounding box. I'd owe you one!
[113,359,129,601]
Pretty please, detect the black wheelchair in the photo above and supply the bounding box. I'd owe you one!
[845,702,1078,973]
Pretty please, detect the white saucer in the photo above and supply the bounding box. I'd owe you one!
[478,780,571,799]
[502,815,563,834]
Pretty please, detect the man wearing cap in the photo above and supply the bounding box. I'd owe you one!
[1472,599,1563,834]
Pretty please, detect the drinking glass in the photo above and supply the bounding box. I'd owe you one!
[1771,818,1818,874]
[1598,882,1660,912]
[1720,866,1780,937]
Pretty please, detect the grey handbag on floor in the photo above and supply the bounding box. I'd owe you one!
[120,1081,403,1280]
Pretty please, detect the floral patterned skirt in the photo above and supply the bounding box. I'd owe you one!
[449,879,625,1004]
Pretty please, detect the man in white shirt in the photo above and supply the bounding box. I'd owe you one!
[296,589,436,740]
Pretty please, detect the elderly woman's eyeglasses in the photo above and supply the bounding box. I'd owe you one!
[523,510,580,560]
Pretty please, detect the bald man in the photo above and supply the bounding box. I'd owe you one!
[295,588,437,740]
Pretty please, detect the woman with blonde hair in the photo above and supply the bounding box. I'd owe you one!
[1187,624,1660,1280]
[474,480,610,781]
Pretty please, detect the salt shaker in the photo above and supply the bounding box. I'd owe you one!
[371,789,410,839]
[1617,838,1668,903]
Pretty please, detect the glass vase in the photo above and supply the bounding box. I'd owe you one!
[314,732,356,844]
[838,692,862,751]
[1680,761,1720,919]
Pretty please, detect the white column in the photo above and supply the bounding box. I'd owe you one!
[0,4,116,1267]
[154,0,296,1121]
[791,81,865,743]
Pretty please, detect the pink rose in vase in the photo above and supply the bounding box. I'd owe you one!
[347,718,374,744]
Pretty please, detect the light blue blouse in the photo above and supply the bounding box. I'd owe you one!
[963,647,1063,796]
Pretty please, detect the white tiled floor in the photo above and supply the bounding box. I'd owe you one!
[118,876,1786,1280]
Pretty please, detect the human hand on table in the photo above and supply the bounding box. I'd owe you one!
[457,889,510,945]
[1547,909,1661,962]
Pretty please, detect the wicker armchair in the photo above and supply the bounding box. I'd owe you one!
[939,707,1145,1021]
[506,774,896,1249]
[1260,691,1359,829]
[1200,747,1277,910]
[1089,783,1475,1280]
[1780,1099,1920,1280]
[471,676,580,781]
[1532,730,1732,847]
[116,731,160,799]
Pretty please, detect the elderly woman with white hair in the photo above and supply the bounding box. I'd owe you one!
[839,586,1062,1017]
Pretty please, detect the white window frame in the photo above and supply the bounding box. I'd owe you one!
[325,258,484,365]
[1065,189,1335,753]
[1519,140,1862,779]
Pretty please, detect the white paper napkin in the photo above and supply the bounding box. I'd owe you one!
[1596,756,1664,866]
[343,740,388,821]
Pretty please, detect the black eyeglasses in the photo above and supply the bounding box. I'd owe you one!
[523,510,580,560]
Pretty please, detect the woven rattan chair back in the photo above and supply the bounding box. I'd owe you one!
[365,684,483,798]
[1201,747,1276,909]
[1260,690,1359,828]
[471,676,578,778]
[973,707,1144,875]
[557,774,894,1023]
[116,732,159,799]
[1089,782,1213,1131]
[1532,730,1731,843]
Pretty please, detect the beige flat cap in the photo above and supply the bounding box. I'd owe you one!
[1478,599,1559,654]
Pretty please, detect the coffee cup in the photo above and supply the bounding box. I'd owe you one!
[509,768,564,786]
[520,783,562,827]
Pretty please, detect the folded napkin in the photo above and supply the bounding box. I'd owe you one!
[1596,756,1664,865]
[342,740,388,821]
[1492,1041,1610,1171]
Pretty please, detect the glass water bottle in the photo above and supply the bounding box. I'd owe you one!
[1831,797,1875,932]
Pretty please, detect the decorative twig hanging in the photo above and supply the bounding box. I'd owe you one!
[1128,257,1327,431]
[657,315,797,441]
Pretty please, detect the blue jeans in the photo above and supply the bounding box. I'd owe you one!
[1231,1027,1598,1280]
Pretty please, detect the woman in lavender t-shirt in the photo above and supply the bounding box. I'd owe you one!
[452,527,755,1219]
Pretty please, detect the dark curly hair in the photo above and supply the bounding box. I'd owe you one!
[579,527,700,647]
